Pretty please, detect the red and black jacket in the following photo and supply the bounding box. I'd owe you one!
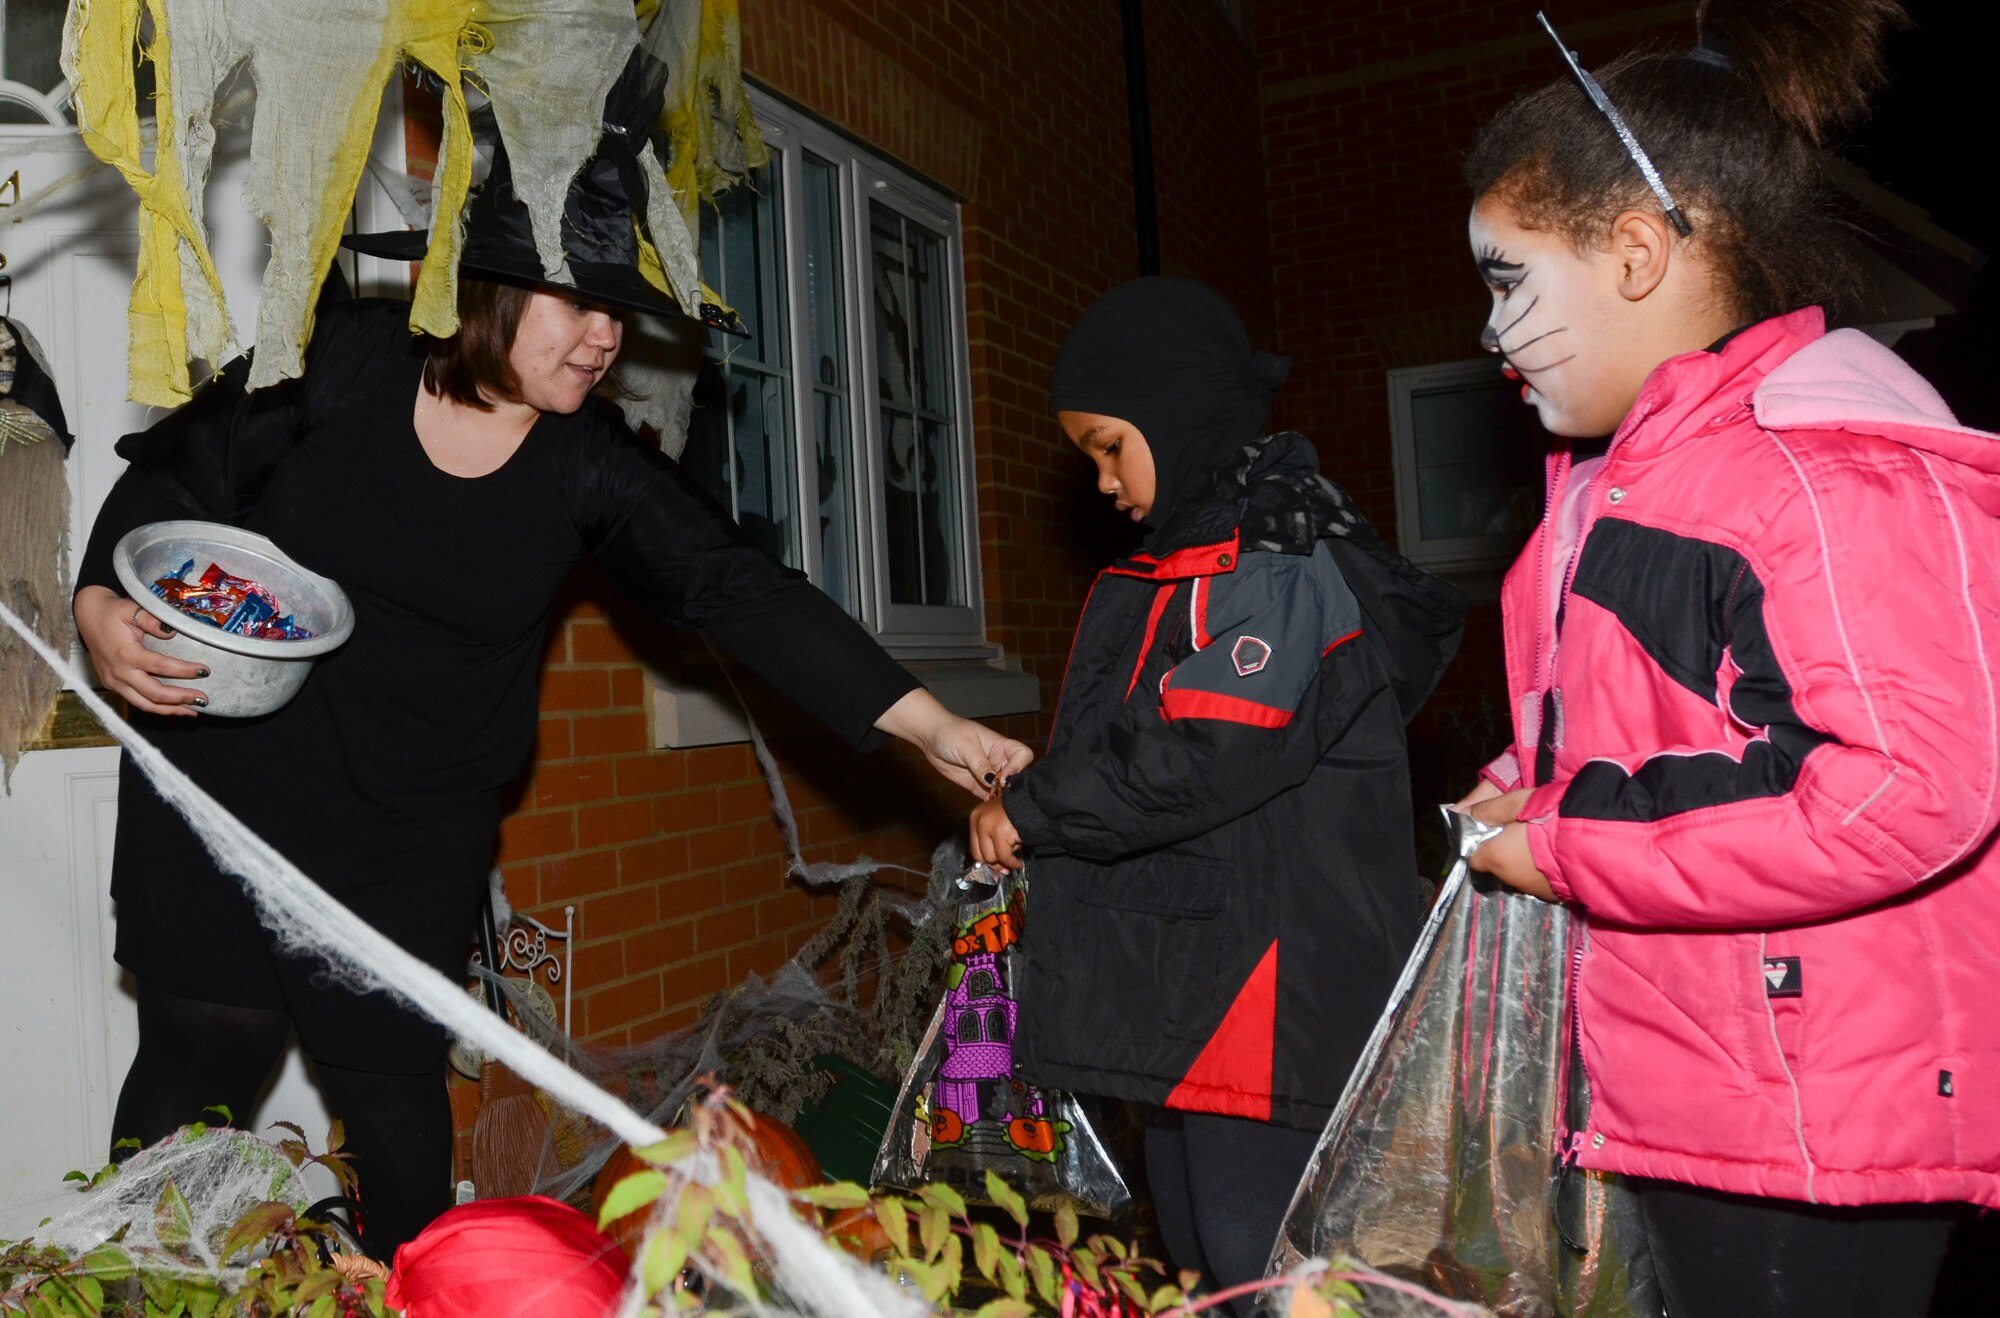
[1005,434,1466,1128]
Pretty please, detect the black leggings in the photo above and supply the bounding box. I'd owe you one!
[1143,1110,1320,1318]
[113,981,454,1256]
[1627,1176,1964,1318]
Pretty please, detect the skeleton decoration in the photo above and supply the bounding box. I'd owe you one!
[0,318,72,789]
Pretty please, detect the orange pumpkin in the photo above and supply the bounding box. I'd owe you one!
[591,1142,660,1260]
[735,1110,824,1192]
[930,1107,965,1145]
[825,1205,895,1263]
[590,1111,826,1258]
[1008,1116,1057,1155]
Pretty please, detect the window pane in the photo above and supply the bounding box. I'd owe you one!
[802,153,857,615]
[1410,377,1544,541]
[1,0,80,122]
[704,167,789,369]
[688,160,800,569]
[909,221,950,415]
[871,203,966,608]
[803,157,847,381]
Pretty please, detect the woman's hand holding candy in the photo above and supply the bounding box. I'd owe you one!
[874,687,1035,800]
[73,584,210,716]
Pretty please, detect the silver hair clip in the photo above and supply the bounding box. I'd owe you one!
[1687,44,1734,73]
[1536,11,1694,237]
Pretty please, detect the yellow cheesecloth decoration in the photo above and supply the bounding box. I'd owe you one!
[657,0,768,227]
[62,0,228,408]
[467,1,636,290]
[57,0,760,406]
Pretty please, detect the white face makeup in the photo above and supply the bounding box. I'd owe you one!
[1468,199,1640,439]
[507,292,626,415]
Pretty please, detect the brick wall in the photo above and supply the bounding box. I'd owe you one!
[1143,3,1274,344]
[430,0,1276,1139]
[1253,0,1686,532]
[1249,0,1689,808]
[450,0,1694,1156]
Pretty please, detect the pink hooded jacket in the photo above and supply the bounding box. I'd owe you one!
[1484,308,2000,1208]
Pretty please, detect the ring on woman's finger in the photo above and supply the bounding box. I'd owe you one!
[130,604,146,626]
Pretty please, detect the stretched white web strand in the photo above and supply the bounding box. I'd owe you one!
[0,600,666,1150]
[706,639,935,924]
[0,598,926,1316]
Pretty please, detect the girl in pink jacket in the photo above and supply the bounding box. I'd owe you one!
[1458,2,1997,1314]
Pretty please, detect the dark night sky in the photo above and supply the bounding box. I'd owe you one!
[1848,2,1989,247]
[1845,1,1999,428]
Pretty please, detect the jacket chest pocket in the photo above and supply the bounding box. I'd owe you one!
[1073,856,1232,1044]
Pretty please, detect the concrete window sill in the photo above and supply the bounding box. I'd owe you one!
[646,658,1041,750]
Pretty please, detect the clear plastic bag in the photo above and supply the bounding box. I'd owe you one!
[871,866,1132,1218]
[1270,810,1650,1317]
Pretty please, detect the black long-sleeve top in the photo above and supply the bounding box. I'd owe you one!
[79,298,918,873]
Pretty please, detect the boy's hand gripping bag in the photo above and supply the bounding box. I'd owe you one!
[870,865,1132,1218]
[1265,810,1653,1318]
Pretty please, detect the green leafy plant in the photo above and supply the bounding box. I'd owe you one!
[597,1085,1490,1317]
[795,1173,1186,1316]
[0,1118,387,1318]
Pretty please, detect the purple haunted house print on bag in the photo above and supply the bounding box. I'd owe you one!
[924,889,1067,1162]
[937,950,1020,1121]
[871,868,1131,1216]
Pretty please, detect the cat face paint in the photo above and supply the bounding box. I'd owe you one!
[1468,198,1637,439]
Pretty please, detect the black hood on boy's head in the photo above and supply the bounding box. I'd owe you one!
[1049,277,1289,537]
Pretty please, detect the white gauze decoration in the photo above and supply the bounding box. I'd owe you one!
[35,1129,316,1275]
[0,597,925,1317]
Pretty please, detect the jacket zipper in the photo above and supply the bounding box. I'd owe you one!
[1548,393,1756,1192]
[1564,922,1590,1156]
[1540,434,1617,1180]
[1533,449,1597,773]
[1529,448,1569,715]
[1550,917,1594,1257]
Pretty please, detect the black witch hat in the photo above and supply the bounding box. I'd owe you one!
[343,47,735,330]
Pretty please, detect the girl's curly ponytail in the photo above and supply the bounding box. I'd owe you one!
[1696,0,1904,145]
[1465,0,1909,324]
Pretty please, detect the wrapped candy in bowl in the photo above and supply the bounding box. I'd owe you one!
[111,520,354,717]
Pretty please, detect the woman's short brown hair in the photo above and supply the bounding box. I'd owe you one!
[421,278,535,409]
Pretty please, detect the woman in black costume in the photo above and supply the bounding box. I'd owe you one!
[70,153,1030,1253]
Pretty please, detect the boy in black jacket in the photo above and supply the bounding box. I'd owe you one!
[970,278,1466,1313]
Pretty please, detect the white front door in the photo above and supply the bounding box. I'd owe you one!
[1,128,196,1217]
[0,86,410,1225]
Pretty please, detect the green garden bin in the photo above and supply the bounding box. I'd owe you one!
[792,1054,898,1185]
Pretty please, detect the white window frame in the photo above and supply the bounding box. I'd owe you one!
[724,88,990,658]
[649,89,1038,747]
[0,0,76,128]
[1386,358,1544,592]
